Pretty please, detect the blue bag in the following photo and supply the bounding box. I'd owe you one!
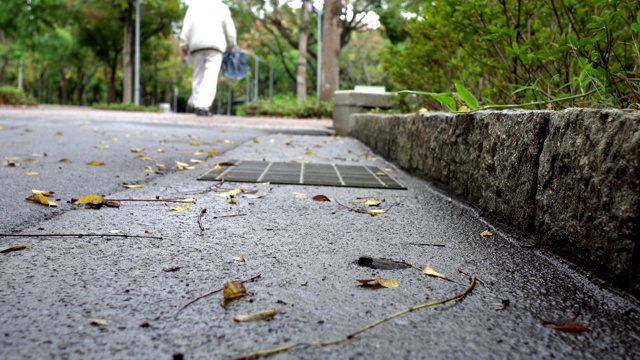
[221,47,248,80]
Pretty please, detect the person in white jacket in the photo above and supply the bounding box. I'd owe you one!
[180,0,237,116]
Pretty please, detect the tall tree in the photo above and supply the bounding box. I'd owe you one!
[320,0,342,100]
[296,0,311,103]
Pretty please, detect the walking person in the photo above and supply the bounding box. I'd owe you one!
[180,0,237,116]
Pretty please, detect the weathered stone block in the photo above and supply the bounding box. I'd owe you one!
[536,109,640,292]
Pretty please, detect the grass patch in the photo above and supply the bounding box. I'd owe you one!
[237,95,332,119]
[0,86,38,106]
[92,103,159,112]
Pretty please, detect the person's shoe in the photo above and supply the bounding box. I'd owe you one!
[193,107,210,116]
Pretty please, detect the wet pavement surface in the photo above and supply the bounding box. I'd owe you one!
[1,108,639,359]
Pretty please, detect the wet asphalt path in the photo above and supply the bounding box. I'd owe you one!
[1,108,639,360]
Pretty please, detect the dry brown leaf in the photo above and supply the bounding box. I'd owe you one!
[22,169,38,176]
[216,161,235,167]
[136,155,152,161]
[221,281,247,307]
[58,158,71,163]
[312,195,331,202]
[552,323,590,333]
[3,159,18,167]
[0,244,29,253]
[357,278,399,288]
[130,147,144,153]
[233,309,278,322]
[87,161,105,166]
[233,254,245,262]
[55,131,62,136]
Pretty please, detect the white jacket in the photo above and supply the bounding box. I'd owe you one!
[179,0,237,54]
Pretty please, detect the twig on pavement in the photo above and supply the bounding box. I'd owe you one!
[334,199,369,214]
[174,273,262,320]
[405,243,446,247]
[198,208,207,232]
[0,233,163,240]
[458,268,491,290]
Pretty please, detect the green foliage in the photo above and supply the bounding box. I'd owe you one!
[237,94,332,118]
[0,86,38,105]
[92,103,158,112]
[382,0,640,109]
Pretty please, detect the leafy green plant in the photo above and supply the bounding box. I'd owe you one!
[237,95,332,119]
[0,86,38,106]
[92,103,159,113]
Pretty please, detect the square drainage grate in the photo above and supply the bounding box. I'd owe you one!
[198,160,406,189]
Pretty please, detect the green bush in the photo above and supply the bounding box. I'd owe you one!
[238,95,333,119]
[0,86,38,106]
[92,103,159,112]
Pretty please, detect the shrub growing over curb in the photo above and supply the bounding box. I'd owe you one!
[237,95,332,119]
[92,103,159,112]
[0,86,38,106]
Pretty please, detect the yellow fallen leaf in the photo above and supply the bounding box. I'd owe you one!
[0,124,4,130]
[294,192,307,199]
[357,278,398,288]
[22,169,38,175]
[365,200,381,207]
[155,163,165,169]
[233,254,245,262]
[108,136,118,141]
[3,159,18,167]
[422,262,448,280]
[26,192,58,207]
[312,194,330,202]
[144,166,159,173]
[228,198,237,205]
[458,105,469,112]
[72,194,105,204]
[220,188,242,198]
[190,159,204,164]
[481,229,493,237]
[157,148,165,153]
[55,131,62,136]
[87,161,105,166]
[194,149,204,155]
[169,203,192,211]
[121,183,143,189]
[224,139,232,144]
[95,144,110,149]
[305,151,313,155]
[221,281,246,307]
[234,309,278,322]
[207,149,219,159]
[136,155,152,161]
[252,139,260,144]
[175,161,195,170]
[190,141,199,147]
[130,147,144,153]
[58,158,71,163]
[369,209,385,216]
[0,244,29,253]
[447,198,454,204]
[175,198,196,204]
[214,164,221,170]
[375,171,385,176]
[32,190,55,196]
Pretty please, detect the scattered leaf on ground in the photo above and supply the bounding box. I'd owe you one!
[228,198,237,205]
[169,203,193,211]
[220,188,242,198]
[72,194,105,204]
[422,262,449,280]
[305,151,313,155]
[194,150,204,155]
[447,198,454,204]
[294,192,307,199]
[108,136,117,141]
[375,171,385,176]
[163,266,180,272]
[32,190,55,196]
[121,183,143,189]
[221,281,247,307]
[552,323,590,333]
[175,161,195,170]
[3,159,18,167]
[95,143,110,149]
[87,161,105,166]
[130,147,144,153]
[157,148,165,153]
[144,166,159,173]
[224,140,232,144]
[207,149,218,158]
[0,244,29,253]
[136,155,152,161]
[22,169,38,175]
[481,229,493,237]
[312,195,331,202]
[55,131,62,136]
[58,158,71,163]
[217,161,235,166]
[358,278,399,288]
[234,309,278,322]
[364,200,381,207]
[190,159,204,164]
[233,254,245,262]
[88,318,111,326]
[369,209,385,216]
[26,192,58,207]
[155,163,165,169]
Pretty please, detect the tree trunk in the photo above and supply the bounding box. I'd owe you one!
[122,1,134,103]
[320,0,341,101]
[296,0,311,104]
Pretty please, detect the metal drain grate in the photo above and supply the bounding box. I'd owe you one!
[198,160,406,189]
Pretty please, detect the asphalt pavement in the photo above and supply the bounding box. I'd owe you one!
[1,107,639,360]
